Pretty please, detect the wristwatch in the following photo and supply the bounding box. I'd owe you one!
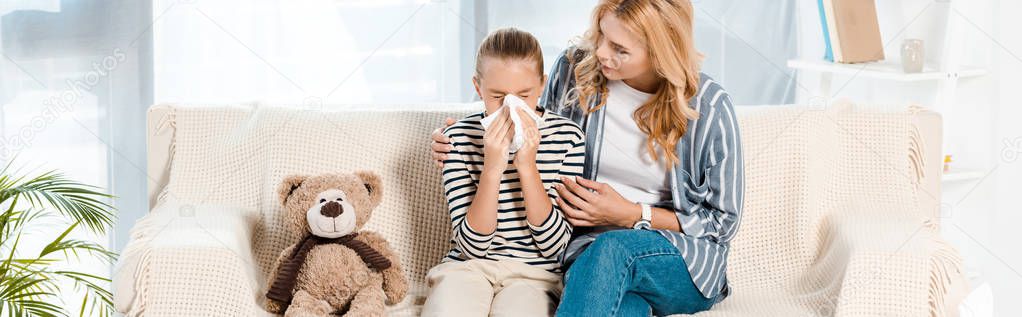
[632,203,652,230]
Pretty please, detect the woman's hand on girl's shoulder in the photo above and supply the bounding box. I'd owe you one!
[430,117,456,168]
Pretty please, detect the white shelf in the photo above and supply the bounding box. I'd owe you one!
[942,168,986,183]
[787,59,987,82]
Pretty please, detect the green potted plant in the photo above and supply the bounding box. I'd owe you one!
[0,163,117,316]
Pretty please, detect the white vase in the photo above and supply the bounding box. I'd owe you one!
[901,39,925,73]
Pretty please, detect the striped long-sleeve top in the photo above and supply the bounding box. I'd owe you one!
[539,48,744,300]
[440,110,585,273]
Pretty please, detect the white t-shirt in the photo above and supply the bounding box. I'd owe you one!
[595,80,672,205]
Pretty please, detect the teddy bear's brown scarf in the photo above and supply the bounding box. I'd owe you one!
[265,233,392,306]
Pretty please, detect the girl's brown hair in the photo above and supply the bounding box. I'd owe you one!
[474,27,544,78]
[572,0,703,166]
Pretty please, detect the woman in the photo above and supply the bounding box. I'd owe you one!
[430,0,743,315]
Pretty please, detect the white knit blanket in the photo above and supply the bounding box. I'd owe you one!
[116,103,965,316]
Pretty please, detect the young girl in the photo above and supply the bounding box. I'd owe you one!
[421,28,585,316]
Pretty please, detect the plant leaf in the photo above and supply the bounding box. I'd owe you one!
[3,171,115,234]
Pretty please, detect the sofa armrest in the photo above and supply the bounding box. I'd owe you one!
[113,202,265,316]
[816,211,964,317]
[910,109,944,221]
[147,105,175,209]
[127,247,268,316]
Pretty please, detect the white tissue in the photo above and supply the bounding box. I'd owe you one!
[480,95,543,154]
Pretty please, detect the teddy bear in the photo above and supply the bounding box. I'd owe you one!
[264,171,407,317]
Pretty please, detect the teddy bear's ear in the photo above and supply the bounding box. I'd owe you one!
[277,174,308,205]
[354,170,384,208]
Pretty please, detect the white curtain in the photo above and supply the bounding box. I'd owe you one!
[693,0,798,105]
[0,0,151,310]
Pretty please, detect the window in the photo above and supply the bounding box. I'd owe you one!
[153,0,478,106]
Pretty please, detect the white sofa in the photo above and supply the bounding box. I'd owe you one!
[114,103,967,316]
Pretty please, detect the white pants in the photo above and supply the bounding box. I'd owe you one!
[420,259,563,317]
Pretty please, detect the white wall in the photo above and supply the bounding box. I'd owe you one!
[985,0,1022,315]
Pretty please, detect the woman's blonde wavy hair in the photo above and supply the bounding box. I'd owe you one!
[571,0,703,166]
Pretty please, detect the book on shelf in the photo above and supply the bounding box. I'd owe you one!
[819,0,885,64]
[817,0,834,62]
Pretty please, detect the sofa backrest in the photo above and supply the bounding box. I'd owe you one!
[145,103,941,294]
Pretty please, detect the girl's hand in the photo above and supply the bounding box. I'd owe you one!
[482,107,514,174]
[512,107,540,169]
[430,117,457,168]
[554,176,640,228]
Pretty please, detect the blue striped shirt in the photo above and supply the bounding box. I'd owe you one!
[440,110,586,272]
[539,49,745,299]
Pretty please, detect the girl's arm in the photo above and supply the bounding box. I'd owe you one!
[446,110,515,259]
[441,130,496,259]
[518,162,552,229]
[517,120,583,258]
[462,165,502,238]
[511,111,553,229]
[535,131,584,258]
[464,107,515,236]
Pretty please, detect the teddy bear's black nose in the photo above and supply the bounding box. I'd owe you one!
[320,201,343,218]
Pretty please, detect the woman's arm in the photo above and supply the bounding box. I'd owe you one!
[557,175,682,231]
[557,91,744,244]
[540,49,580,118]
[630,204,683,232]
[669,95,744,243]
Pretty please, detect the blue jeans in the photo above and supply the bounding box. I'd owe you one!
[557,230,720,316]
